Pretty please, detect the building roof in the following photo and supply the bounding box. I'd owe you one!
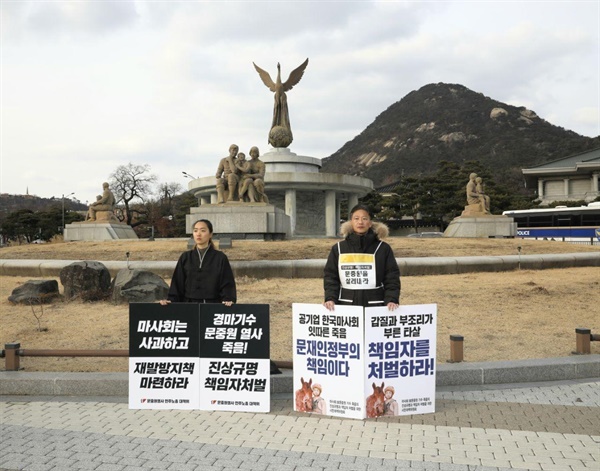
[521,147,600,189]
[376,181,402,193]
[523,147,600,171]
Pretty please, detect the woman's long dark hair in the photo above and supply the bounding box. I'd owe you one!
[192,219,215,248]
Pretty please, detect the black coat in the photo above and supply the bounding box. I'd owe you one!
[324,224,400,307]
[167,246,236,303]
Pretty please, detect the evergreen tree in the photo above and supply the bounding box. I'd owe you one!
[1,209,40,242]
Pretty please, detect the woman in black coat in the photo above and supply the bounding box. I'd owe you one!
[323,204,400,311]
[160,219,236,305]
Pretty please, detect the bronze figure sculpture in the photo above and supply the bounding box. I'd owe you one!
[465,173,491,215]
[253,58,309,148]
[238,146,269,203]
[215,144,240,204]
[475,177,491,213]
[86,182,117,222]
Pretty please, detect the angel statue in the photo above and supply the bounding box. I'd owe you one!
[253,58,309,148]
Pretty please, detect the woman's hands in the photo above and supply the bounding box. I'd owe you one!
[323,300,335,311]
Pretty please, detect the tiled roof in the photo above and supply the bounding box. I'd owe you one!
[376,181,402,192]
[525,147,600,170]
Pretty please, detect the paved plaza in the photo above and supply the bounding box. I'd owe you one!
[1,378,599,471]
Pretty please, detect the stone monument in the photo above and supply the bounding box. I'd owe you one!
[188,144,290,240]
[185,59,374,239]
[64,182,138,241]
[444,173,516,238]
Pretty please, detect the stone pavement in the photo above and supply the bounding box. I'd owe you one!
[1,379,599,471]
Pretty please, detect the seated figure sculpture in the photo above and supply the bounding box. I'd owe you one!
[238,146,269,203]
[475,176,491,213]
[235,152,254,202]
[86,182,117,222]
[85,195,102,220]
[215,144,240,203]
[462,173,491,216]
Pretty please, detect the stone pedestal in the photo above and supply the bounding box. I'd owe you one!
[89,210,120,223]
[461,204,489,217]
[444,215,516,238]
[186,203,290,240]
[64,222,139,241]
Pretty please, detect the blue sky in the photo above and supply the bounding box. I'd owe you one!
[1,0,598,203]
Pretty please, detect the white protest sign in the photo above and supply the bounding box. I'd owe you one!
[365,304,437,416]
[292,303,365,419]
[129,303,200,409]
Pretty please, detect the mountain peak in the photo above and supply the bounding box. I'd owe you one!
[322,83,598,188]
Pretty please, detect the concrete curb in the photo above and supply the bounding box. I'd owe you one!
[1,252,599,278]
[1,355,598,397]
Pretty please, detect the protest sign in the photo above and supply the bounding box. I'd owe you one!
[129,303,270,412]
[292,303,437,419]
[365,304,437,416]
[199,304,270,412]
[129,303,200,409]
[292,303,365,419]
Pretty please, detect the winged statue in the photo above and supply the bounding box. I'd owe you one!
[253,58,309,147]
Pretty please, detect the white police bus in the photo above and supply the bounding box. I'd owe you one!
[502,202,600,244]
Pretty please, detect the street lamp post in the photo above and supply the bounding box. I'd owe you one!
[182,171,198,180]
[62,192,75,233]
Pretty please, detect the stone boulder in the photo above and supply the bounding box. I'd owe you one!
[111,269,169,304]
[415,122,436,132]
[517,116,534,125]
[520,108,538,119]
[8,280,60,305]
[439,132,467,144]
[490,107,508,119]
[60,261,111,301]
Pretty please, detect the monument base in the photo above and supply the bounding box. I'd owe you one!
[64,222,139,241]
[187,203,291,240]
[444,215,516,238]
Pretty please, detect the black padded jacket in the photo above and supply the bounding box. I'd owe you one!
[323,222,400,307]
[167,246,236,303]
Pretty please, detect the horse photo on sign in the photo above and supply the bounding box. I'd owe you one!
[366,382,385,418]
[295,377,314,412]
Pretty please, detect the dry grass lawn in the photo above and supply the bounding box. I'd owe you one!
[2,236,599,261]
[1,238,599,372]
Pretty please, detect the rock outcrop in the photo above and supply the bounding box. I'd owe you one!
[8,280,60,305]
[60,261,111,301]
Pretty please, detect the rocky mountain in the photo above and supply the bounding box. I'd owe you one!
[321,83,599,190]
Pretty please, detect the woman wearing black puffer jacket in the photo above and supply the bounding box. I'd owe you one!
[159,219,236,306]
[323,204,400,311]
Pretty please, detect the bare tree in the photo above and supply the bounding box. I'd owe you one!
[157,182,183,209]
[110,163,158,226]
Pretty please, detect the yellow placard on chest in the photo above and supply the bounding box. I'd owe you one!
[338,252,377,289]
[339,253,375,264]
